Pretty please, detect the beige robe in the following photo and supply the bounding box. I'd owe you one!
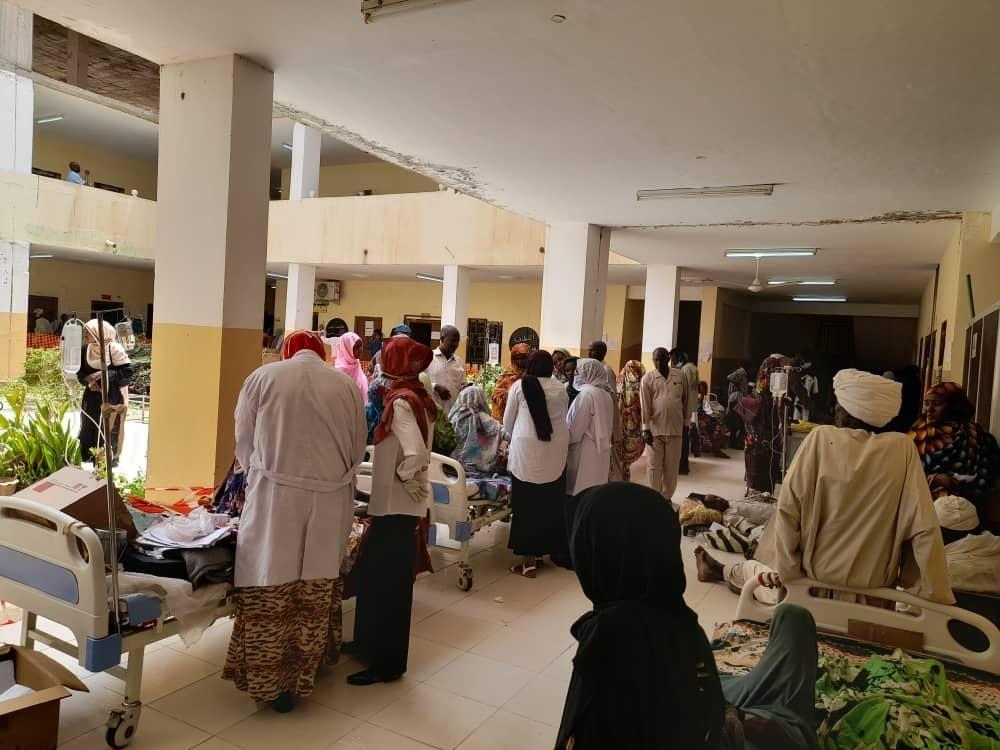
[763,425,954,604]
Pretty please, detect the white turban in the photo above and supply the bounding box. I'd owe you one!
[935,495,979,531]
[832,368,901,428]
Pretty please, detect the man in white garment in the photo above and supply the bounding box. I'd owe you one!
[641,347,689,500]
[587,340,618,393]
[426,325,466,415]
[697,368,954,605]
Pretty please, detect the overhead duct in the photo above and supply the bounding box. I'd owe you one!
[362,0,468,22]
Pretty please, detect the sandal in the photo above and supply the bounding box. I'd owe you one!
[510,563,537,579]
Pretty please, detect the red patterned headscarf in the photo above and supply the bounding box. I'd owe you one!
[375,337,437,445]
[282,331,325,360]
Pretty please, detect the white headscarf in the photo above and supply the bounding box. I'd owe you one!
[85,319,130,369]
[934,495,979,532]
[832,368,901,428]
[573,358,614,451]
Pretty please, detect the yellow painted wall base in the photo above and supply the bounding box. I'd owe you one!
[146,323,262,498]
[0,312,28,380]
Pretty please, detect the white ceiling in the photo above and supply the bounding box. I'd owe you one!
[22,0,1000,303]
[33,86,158,163]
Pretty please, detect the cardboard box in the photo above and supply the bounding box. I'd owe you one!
[14,466,137,540]
[0,645,88,750]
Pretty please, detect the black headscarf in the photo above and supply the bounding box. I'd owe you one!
[556,483,726,750]
[521,350,554,441]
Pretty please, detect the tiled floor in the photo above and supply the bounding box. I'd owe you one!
[37,451,749,749]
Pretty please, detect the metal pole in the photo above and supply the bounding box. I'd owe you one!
[96,312,122,630]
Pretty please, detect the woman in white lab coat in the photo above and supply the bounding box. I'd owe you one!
[347,336,437,686]
[566,359,616,496]
[223,332,367,713]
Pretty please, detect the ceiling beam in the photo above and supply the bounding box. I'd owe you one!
[65,29,88,87]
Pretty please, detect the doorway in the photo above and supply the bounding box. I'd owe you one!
[404,315,440,348]
[677,301,702,359]
[354,316,383,361]
[90,300,125,325]
[27,294,58,332]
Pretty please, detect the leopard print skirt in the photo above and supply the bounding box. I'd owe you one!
[222,577,343,702]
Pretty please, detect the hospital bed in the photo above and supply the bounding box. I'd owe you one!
[355,449,511,591]
[736,577,1000,675]
[0,495,232,747]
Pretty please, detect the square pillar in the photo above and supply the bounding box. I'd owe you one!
[441,265,470,355]
[540,223,610,355]
[641,264,680,368]
[147,55,273,496]
[289,122,321,200]
[285,263,316,333]
[0,4,32,380]
[0,241,28,380]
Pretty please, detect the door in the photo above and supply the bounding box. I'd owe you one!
[27,294,58,332]
[677,301,702,360]
[354,315,383,361]
[976,309,998,429]
[146,303,154,339]
[404,316,440,348]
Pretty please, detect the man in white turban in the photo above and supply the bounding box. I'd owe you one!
[757,368,954,603]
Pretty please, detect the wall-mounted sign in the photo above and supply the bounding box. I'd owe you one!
[508,327,539,351]
[488,342,500,366]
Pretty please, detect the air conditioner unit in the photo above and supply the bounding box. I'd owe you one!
[315,280,342,303]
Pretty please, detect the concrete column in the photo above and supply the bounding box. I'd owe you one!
[284,263,316,333]
[441,265,470,355]
[289,122,320,200]
[641,264,680,367]
[540,223,610,355]
[147,55,273,497]
[0,4,32,380]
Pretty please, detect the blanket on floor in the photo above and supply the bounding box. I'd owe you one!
[712,620,1000,748]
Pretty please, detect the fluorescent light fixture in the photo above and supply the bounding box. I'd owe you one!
[266,272,288,280]
[351,273,369,278]
[362,0,467,21]
[35,114,64,124]
[416,273,444,283]
[767,278,836,286]
[281,142,293,151]
[497,274,516,280]
[793,295,847,303]
[29,254,54,259]
[637,183,775,200]
[725,249,817,258]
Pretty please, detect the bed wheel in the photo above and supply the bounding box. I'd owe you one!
[106,704,141,748]
[457,566,473,592]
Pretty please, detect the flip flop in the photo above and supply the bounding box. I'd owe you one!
[510,563,537,578]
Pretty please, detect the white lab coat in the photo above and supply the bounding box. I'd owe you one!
[566,384,615,496]
[234,350,367,588]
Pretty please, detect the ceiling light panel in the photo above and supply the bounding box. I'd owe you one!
[793,295,847,303]
[35,114,64,124]
[767,278,836,286]
[637,183,775,200]
[416,273,443,283]
[725,249,817,258]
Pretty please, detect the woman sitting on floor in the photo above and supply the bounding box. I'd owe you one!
[909,381,1000,532]
[557,482,819,750]
[449,385,509,474]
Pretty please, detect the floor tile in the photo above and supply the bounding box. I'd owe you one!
[426,652,533,707]
[370,684,494,750]
[94,648,219,703]
[469,616,574,672]
[152,673,260,734]
[59,683,128,745]
[539,646,575,683]
[411,610,501,652]
[502,675,569,727]
[166,618,234,667]
[58,705,210,750]
[456,709,558,750]
[331,722,438,749]
[309,660,419,720]
[403,636,464,681]
[191,740,242,750]
[218,699,361,750]
[447,574,556,625]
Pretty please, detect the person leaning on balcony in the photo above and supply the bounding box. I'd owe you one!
[66,161,90,185]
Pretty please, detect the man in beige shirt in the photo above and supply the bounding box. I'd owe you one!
[640,347,690,500]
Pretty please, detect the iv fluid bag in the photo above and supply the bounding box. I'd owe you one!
[115,320,136,352]
[61,320,83,374]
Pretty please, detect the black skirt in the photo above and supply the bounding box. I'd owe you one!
[352,514,419,676]
[508,471,569,557]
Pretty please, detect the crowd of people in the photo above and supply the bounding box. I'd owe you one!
[220,325,998,748]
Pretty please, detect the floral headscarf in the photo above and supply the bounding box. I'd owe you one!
[449,386,506,473]
[491,342,532,420]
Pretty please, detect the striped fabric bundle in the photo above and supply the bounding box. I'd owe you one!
[702,524,752,555]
